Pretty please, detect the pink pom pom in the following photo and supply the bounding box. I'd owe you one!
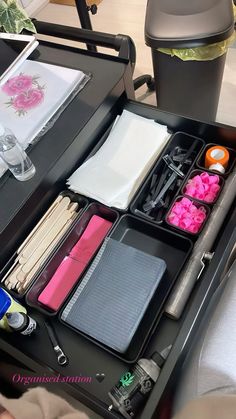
[172,202,183,216]
[210,184,220,194]
[186,179,194,186]
[197,193,205,200]
[202,183,210,193]
[197,184,205,196]
[167,214,180,226]
[188,224,200,234]
[198,206,207,214]
[188,204,198,215]
[200,172,210,183]
[193,175,202,186]
[187,171,221,203]
[168,197,208,234]
[185,185,196,197]
[204,193,215,203]
[181,197,192,209]
[208,174,219,185]
[194,212,206,224]
[179,217,192,230]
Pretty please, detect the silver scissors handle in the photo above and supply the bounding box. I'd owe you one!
[45,320,69,367]
[54,345,68,366]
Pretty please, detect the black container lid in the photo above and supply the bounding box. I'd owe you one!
[145,0,235,49]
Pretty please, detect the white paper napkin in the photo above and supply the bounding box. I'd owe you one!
[67,110,170,209]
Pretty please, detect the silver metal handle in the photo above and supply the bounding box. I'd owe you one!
[197,252,214,279]
[54,345,68,366]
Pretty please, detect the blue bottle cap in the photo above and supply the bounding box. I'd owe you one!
[0,288,11,320]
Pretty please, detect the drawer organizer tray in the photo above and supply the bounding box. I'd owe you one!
[26,202,118,316]
[60,215,192,362]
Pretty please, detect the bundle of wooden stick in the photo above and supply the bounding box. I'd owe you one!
[2,194,79,294]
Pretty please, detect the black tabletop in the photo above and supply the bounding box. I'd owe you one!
[0,41,129,267]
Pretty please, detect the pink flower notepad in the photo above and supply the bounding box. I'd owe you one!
[0,60,88,177]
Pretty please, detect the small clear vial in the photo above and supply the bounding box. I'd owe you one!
[0,123,36,181]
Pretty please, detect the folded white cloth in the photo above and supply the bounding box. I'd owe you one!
[67,110,170,209]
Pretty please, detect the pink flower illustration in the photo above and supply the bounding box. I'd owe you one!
[13,88,44,112]
[3,72,46,116]
[2,74,33,96]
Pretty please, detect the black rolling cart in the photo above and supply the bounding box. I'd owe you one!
[0,22,135,267]
[0,24,236,419]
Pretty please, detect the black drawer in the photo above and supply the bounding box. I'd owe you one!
[0,99,236,419]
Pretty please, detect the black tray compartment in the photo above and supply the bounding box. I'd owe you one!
[0,191,88,299]
[130,132,205,224]
[165,195,210,238]
[60,214,192,363]
[26,202,119,315]
[196,142,236,176]
[1,97,236,419]
[181,169,225,206]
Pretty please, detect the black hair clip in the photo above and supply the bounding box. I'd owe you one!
[140,140,199,219]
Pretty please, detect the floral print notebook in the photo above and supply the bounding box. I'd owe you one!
[0,60,87,177]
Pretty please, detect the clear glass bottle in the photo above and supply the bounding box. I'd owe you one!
[0,123,36,181]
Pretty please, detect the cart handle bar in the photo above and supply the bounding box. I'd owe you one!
[33,19,136,70]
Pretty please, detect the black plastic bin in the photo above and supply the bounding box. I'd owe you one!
[145,0,235,121]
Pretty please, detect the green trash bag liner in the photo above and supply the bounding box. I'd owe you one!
[158,32,236,61]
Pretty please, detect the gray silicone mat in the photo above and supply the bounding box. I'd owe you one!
[61,237,166,353]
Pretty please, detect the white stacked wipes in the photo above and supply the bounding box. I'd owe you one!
[67,110,171,209]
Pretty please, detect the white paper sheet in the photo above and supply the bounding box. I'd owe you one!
[67,110,171,209]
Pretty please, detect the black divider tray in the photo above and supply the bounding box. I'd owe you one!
[60,215,192,363]
[113,215,192,361]
[181,169,225,206]
[130,132,205,224]
[0,191,88,300]
[26,202,119,316]
[0,96,236,419]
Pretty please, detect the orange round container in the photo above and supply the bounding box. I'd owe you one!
[205,145,229,170]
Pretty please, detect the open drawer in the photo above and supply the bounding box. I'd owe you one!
[0,99,236,419]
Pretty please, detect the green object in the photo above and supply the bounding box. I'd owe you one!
[119,372,135,388]
[158,32,236,62]
[0,0,36,33]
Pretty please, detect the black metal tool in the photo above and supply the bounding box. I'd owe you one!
[143,161,183,212]
[44,320,68,366]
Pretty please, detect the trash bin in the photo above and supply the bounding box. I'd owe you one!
[145,0,235,121]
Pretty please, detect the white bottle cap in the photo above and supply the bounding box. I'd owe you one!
[209,162,225,174]
[0,123,5,136]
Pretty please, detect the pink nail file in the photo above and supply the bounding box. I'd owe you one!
[38,215,112,311]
